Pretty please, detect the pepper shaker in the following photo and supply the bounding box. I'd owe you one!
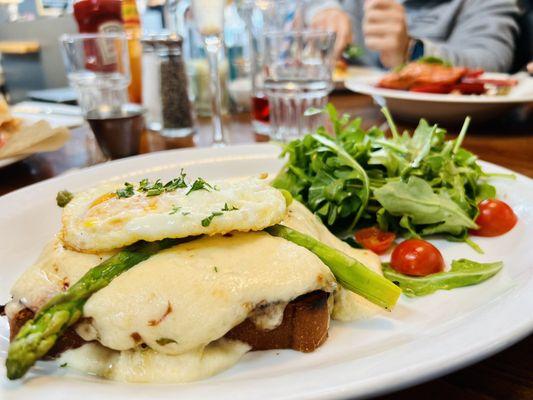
[141,34,195,138]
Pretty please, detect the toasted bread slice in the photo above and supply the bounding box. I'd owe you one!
[6,290,331,358]
[226,291,330,352]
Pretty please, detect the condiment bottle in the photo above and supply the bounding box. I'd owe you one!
[122,0,142,104]
[73,0,123,34]
[141,35,194,138]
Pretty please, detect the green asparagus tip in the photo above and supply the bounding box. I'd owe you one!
[266,224,401,310]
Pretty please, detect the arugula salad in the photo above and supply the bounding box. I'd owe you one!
[273,105,518,296]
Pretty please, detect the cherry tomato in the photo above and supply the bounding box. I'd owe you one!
[390,239,445,277]
[471,199,517,237]
[354,227,396,254]
[410,83,453,94]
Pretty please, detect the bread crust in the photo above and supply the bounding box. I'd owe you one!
[6,290,330,358]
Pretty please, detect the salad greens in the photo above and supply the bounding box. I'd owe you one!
[272,104,495,248]
[383,259,503,297]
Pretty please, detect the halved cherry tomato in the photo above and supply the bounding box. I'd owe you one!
[410,83,454,94]
[471,199,517,237]
[354,227,396,254]
[390,239,445,277]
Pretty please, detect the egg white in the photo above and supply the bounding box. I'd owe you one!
[61,177,287,252]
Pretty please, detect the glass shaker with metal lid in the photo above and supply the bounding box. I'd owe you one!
[141,34,195,138]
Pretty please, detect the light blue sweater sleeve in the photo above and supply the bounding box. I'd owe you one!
[419,0,520,72]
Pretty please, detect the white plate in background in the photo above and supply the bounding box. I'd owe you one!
[1,144,532,400]
[345,73,533,124]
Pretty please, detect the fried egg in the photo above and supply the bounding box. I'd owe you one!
[61,176,287,252]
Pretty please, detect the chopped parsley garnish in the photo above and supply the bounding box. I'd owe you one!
[116,182,135,198]
[222,203,238,211]
[59,362,68,368]
[156,338,177,346]
[186,177,214,195]
[201,204,239,227]
[56,190,74,207]
[164,170,188,191]
[169,205,181,215]
[214,266,218,272]
[201,211,223,227]
[182,211,191,216]
[116,170,189,199]
[142,179,165,196]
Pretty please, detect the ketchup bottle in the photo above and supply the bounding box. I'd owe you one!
[73,0,124,34]
[73,0,142,103]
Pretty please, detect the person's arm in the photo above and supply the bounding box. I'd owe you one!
[306,1,353,59]
[419,0,520,72]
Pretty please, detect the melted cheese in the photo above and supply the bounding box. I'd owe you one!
[7,237,113,318]
[282,201,384,321]
[8,199,383,383]
[61,177,286,252]
[59,339,250,383]
[83,231,336,354]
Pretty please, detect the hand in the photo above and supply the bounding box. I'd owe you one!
[363,0,410,69]
[311,8,353,59]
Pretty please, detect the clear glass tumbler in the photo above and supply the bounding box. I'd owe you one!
[59,33,131,115]
[59,33,145,159]
[262,30,336,141]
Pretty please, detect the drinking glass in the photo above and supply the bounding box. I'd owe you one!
[236,0,303,137]
[191,0,227,146]
[59,33,144,159]
[262,30,336,141]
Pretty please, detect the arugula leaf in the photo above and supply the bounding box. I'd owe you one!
[383,259,503,297]
[374,177,478,236]
[407,119,436,169]
[273,104,499,244]
[475,182,496,202]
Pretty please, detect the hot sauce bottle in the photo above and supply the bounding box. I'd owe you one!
[122,0,142,103]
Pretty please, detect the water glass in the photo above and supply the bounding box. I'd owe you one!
[59,33,144,159]
[262,30,336,141]
[59,33,131,115]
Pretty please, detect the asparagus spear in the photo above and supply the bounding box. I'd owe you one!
[6,238,180,380]
[265,224,401,310]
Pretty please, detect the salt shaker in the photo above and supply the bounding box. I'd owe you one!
[141,34,195,138]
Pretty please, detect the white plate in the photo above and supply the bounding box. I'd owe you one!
[0,155,26,169]
[11,102,83,129]
[1,144,532,400]
[345,73,533,124]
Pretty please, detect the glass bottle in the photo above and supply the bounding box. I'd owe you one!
[141,35,195,138]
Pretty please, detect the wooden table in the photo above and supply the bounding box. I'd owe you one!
[0,93,531,399]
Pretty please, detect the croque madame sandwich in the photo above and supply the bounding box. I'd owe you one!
[2,172,400,383]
